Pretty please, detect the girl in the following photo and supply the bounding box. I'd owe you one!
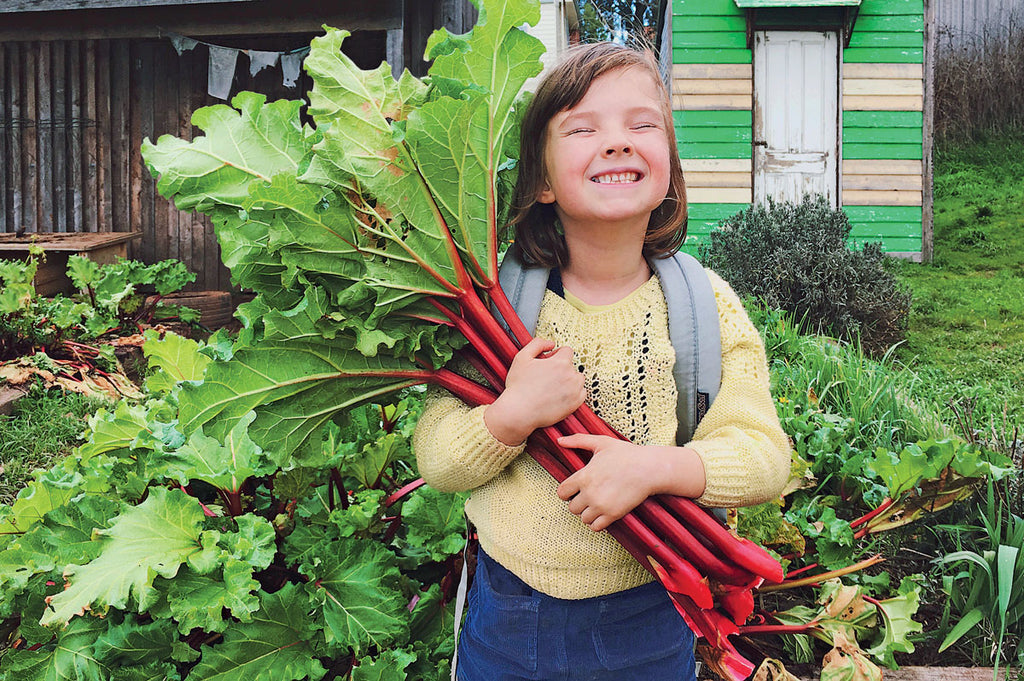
[413,42,791,681]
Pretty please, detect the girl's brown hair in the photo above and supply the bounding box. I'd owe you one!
[508,42,687,268]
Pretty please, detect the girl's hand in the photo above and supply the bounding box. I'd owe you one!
[555,434,706,532]
[484,338,587,446]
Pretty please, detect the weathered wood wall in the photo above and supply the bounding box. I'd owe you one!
[0,36,328,291]
[0,0,477,292]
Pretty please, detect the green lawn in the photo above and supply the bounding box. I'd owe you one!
[893,132,1024,429]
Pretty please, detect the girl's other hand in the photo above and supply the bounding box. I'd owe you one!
[484,338,587,446]
[555,435,706,532]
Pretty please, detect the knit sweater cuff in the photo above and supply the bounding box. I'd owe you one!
[458,404,527,473]
[689,439,763,508]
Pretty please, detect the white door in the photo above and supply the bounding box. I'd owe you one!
[753,31,839,206]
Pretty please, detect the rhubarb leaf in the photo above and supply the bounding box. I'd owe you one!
[865,577,923,668]
[401,487,468,562]
[142,330,212,394]
[0,614,109,681]
[187,583,326,681]
[352,648,416,681]
[41,488,220,626]
[142,92,305,212]
[162,562,261,634]
[302,538,409,656]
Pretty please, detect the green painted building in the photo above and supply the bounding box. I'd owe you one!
[670,0,933,259]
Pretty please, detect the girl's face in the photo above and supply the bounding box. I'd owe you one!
[537,66,672,236]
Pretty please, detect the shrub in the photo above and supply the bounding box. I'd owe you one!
[698,195,912,357]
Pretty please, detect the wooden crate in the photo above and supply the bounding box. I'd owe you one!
[0,232,142,296]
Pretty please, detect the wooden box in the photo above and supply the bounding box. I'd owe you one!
[0,232,142,296]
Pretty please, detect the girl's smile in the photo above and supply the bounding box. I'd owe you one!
[537,66,672,236]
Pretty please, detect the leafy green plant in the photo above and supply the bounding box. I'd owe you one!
[0,254,199,364]
[66,255,199,335]
[700,195,912,357]
[0,331,466,680]
[935,481,1024,678]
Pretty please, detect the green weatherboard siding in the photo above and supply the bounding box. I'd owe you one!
[675,110,753,127]
[678,142,753,158]
[844,127,922,145]
[843,144,922,160]
[673,0,748,63]
[844,111,923,128]
[672,48,753,63]
[672,15,747,31]
[844,47,923,62]
[676,0,743,14]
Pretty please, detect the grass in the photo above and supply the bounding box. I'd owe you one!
[892,131,1024,431]
[0,388,109,505]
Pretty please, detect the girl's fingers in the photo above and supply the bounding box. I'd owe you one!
[557,473,581,501]
[521,336,556,358]
[557,433,604,451]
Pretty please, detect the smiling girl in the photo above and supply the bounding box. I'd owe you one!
[414,42,791,681]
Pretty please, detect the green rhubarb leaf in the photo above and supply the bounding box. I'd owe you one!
[219,515,277,569]
[167,412,263,493]
[0,614,109,681]
[40,488,220,627]
[177,289,427,455]
[186,583,326,681]
[142,92,305,213]
[302,538,409,656]
[92,617,182,666]
[214,209,294,299]
[108,663,181,681]
[142,329,212,394]
[352,648,416,681]
[162,561,261,634]
[866,577,923,668]
[328,489,386,538]
[77,401,163,464]
[3,467,82,535]
[339,432,406,490]
[401,487,468,562]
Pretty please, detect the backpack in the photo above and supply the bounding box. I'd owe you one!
[497,248,722,445]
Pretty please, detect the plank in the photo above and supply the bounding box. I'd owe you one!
[151,40,171,266]
[671,15,746,32]
[685,171,751,188]
[921,0,935,262]
[8,45,22,234]
[51,41,67,234]
[131,39,154,263]
[672,48,752,65]
[843,62,923,79]
[674,109,752,127]
[687,186,752,203]
[843,110,922,128]
[0,46,7,231]
[674,78,752,95]
[111,40,130,236]
[674,31,749,49]
[842,189,922,206]
[69,40,83,233]
[844,47,923,63]
[842,159,922,175]
[22,42,38,233]
[681,158,752,173]
[844,126,922,145]
[96,39,112,232]
[82,39,98,232]
[673,63,752,80]
[0,0,257,11]
[842,174,923,191]
[672,93,752,110]
[37,41,54,233]
[843,78,923,97]
[843,95,923,111]
[678,141,753,159]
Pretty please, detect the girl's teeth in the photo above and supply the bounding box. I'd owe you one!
[592,172,638,184]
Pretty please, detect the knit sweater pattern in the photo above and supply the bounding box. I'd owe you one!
[413,269,790,600]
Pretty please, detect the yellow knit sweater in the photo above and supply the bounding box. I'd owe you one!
[413,269,790,599]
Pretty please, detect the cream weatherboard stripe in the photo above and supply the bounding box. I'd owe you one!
[842,63,924,112]
[842,190,922,206]
[673,63,753,111]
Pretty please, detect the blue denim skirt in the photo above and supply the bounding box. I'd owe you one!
[456,550,696,681]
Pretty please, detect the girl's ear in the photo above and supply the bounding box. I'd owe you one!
[538,179,556,204]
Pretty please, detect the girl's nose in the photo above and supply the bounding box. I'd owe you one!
[604,144,632,155]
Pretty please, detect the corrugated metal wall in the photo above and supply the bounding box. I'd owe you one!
[935,0,1022,48]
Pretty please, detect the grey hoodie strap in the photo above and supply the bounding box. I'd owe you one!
[650,252,722,445]
[496,249,549,336]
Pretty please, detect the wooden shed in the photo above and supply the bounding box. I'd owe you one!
[671,0,934,260]
[0,0,477,291]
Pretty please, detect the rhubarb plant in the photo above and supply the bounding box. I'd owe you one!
[0,331,467,680]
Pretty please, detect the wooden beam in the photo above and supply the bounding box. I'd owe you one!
[843,78,924,97]
[673,94,752,111]
[843,62,923,79]
[0,0,254,12]
[843,159,922,175]
[682,158,752,173]
[688,187,752,203]
[0,0,402,41]
[842,189,923,206]
[685,171,752,188]
[673,63,753,79]
[843,174,923,191]
[673,78,753,95]
[843,95,923,111]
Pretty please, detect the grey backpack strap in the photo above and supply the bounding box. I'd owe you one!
[496,249,550,336]
[651,252,722,445]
